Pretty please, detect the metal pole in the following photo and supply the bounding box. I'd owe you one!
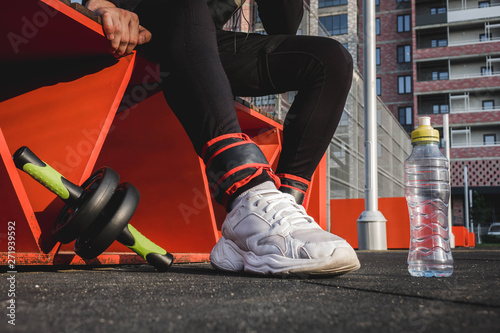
[443,114,455,248]
[469,188,473,231]
[275,94,282,120]
[464,165,470,231]
[357,0,387,250]
[326,145,331,233]
[478,224,482,244]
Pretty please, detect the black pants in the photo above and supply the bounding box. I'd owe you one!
[135,0,353,182]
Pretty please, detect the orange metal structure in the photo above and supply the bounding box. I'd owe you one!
[330,197,475,249]
[7,0,474,267]
[0,0,326,266]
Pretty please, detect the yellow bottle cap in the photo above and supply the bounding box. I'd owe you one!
[411,117,439,143]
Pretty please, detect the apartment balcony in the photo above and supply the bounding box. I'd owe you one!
[449,21,500,46]
[448,3,500,23]
[449,71,500,80]
[451,138,500,148]
[419,54,500,75]
[415,70,500,94]
[413,1,500,26]
[418,87,500,110]
[416,92,500,126]
[416,19,500,50]
[450,123,500,144]
[415,0,448,26]
[448,36,500,47]
[416,55,500,82]
[415,13,447,26]
[449,105,500,113]
[416,27,448,49]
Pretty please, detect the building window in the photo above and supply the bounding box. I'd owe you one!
[375,0,380,6]
[480,33,492,42]
[376,48,381,65]
[339,110,349,126]
[319,14,348,35]
[333,141,346,158]
[479,1,490,8]
[398,107,413,125]
[433,104,449,114]
[397,15,411,33]
[432,71,449,80]
[430,7,446,14]
[254,6,261,23]
[397,45,411,63]
[481,66,493,75]
[398,75,412,94]
[318,0,347,7]
[376,18,381,35]
[254,94,275,106]
[483,100,495,110]
[484,134,496,145]
[397,0,410,2]
[431,39,448,47]
[376,78,381,95]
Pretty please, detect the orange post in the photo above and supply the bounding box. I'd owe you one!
[330,197,410,249]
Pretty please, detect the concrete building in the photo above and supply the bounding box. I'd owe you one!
[354,0,500,228]
[330,69,411,200]
[226,0,412,201]
[413,0,500,228]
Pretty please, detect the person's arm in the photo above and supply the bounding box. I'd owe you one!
[255,0,304,35]
[85,0,151,57]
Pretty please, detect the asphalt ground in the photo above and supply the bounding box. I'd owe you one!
[1,249,499,333]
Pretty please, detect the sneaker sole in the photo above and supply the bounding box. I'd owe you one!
[210,236,360,277]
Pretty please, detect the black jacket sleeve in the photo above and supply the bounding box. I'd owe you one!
[255,0,304,35]
[83,0,141,12]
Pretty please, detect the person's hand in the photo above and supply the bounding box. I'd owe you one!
[86,0,152,57]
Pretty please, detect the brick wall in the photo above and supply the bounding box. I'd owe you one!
[452,146,500,159]
[451,157,500,187]
[357,0,413,120]
[414,42,500,61]
[415,75,500,94]
[425,111,500,126]
[377,71,414,104]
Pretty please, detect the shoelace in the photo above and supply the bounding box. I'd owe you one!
[249,189,315,227]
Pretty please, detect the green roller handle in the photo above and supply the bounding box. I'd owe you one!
[118,224,174,272]
[13,146,83,206]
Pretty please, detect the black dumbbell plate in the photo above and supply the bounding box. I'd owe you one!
[74,182,140,260]
[52,167,119,244]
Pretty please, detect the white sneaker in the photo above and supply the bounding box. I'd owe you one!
[210,182,360,276]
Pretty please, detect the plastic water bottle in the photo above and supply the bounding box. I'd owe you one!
[405,116,453,277]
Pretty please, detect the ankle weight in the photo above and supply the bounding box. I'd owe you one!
[277,173,310,205]
[202,134,280,209]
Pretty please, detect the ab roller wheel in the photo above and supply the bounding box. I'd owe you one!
[53,167,119,244]
[75,182,139,260]
[13,146,173,272]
